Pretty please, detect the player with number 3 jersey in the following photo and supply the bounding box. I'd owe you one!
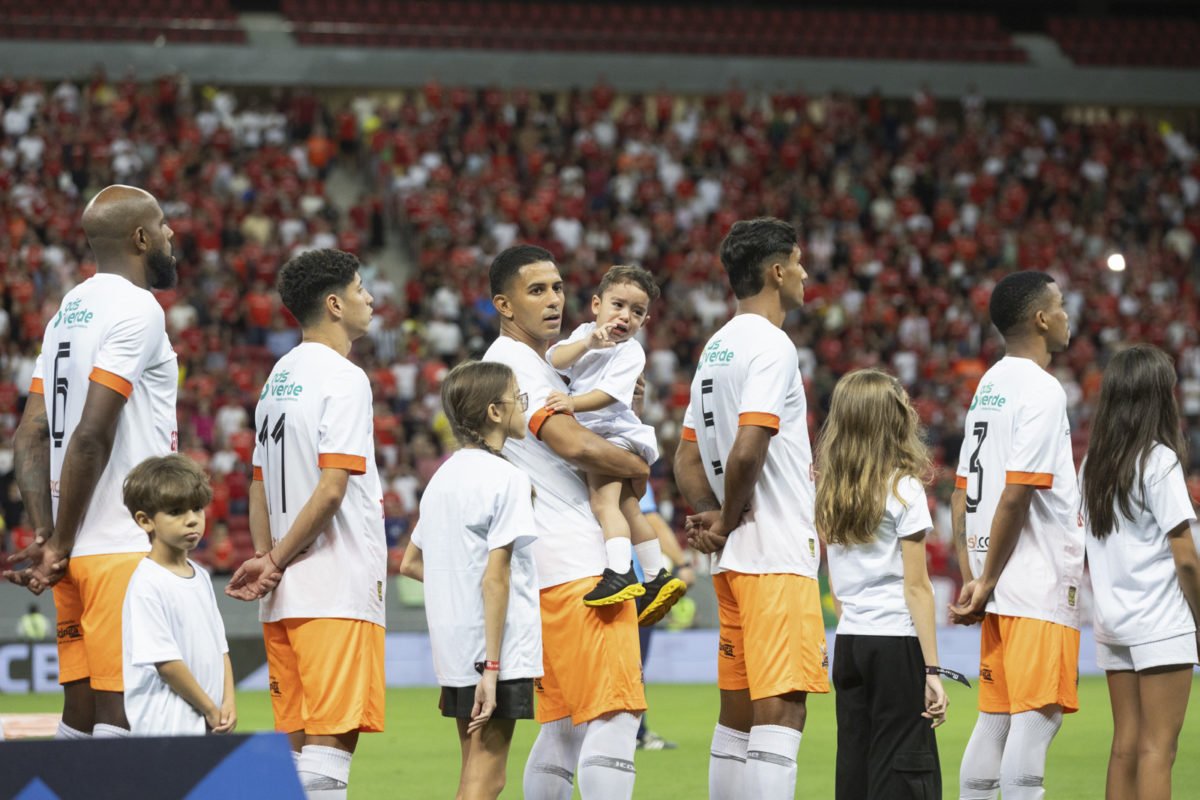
[951,271,1083,800]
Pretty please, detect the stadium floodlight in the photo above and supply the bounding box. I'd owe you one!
[1106,253,1126,272]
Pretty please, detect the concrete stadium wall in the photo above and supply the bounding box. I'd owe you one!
[1,40,1199,106]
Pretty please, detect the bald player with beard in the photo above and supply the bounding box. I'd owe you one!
[6,185,192,739]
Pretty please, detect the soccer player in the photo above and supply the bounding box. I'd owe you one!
[1080,345,1199,799]
[545,264,685,618]
[673,217,828,800]
[226,249,386,800]
[400,360,542,800]
[818,370,947,799]
[121,454,234,737]
[482,245,649,800]
[950,270,1082,800]
[6,184,180,739]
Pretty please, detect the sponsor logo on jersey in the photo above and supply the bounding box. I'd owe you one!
[979,666,993,683]
[969,382,1007,411]
[701,339,735,366]
[261,369,305,399]
[967,534,990,551]
[269,677,282,697]
[52,298,95,329]
[376,580,383,601]
[1067,586,1077,607]
[820,642,829,669]
[56,623,82,641]
[808,538,816,557]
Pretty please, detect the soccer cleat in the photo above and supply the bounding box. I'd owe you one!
[637,730,679,750]
[636,569,688,627]
[583,567,646,606]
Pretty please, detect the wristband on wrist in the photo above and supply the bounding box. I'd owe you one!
[474,660,501,674]
[925,665,972,687]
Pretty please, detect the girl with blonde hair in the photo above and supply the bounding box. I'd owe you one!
[817,368,950,799]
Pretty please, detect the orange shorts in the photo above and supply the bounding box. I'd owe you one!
[978,614,1080,715]
[264,618,386,735]
[714,571,830,700]
[536,577,647,725]
[53,552,145,691]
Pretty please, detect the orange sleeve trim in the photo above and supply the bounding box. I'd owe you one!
[252,466,264,481]
[529,406,573,439]
[1006,471,1053,489]
[955,475,967,489]
[29,377,44,395]
[89,367,133,398]
[738,412,780,434]
[681,426,697,442]
[318,453,367,475]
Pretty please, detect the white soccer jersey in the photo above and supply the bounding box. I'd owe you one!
[412,449,542,686]
[681,314,819,577]
[828,475,933,637]
[253,342,387,627]
[547,322,659,464]
[955,356,1084,628]
[1084,444,1198,646]
[483,335,606,589]
[30,273,178,557]
[123,558,229,736]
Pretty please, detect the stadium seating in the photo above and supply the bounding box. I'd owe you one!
[1047,16,1200,68]
[281,2,1025,62]
[0,0,246,43]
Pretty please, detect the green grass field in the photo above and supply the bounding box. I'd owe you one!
[5,677,1200,797]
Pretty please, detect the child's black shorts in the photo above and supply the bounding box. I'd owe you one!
[439,678,535,720]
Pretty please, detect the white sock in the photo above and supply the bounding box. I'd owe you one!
[524,716,587,800]
[960,712,1011,799]
[91,723,130,738]
[605,538,632,573]
[633,541,665,577]
[745,724,801,800]
[298,744,352,799]
[55,721,91,740]
[999,709,1062,800]
[577,712,639,800]
[709,724,750,800]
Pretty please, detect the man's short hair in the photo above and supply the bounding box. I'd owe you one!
[988,271,1055,337]
[489,245,554,298]
[596,264,660,303]
[277,249,360,326]
[123,454,213,519]
[718,218,798,300]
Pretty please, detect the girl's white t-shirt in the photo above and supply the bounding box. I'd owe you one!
[122,558,229,736]
[1084,444,1198,646]
[827,476,933,637]
[412,449,542,686]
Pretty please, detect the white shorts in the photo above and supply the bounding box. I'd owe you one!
[587,419,659,465]
[1096,632,1198,672]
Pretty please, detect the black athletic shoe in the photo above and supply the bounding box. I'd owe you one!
[636,569,688,627]
[583,567,646,607]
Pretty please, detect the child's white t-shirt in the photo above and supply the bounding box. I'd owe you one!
[547,322,659,464]
[827,476,933,637]
[412,449,543,686]
[122,558,229,736]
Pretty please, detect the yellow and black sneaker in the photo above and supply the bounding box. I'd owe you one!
[583,567,646,607]
[636,569,688,627]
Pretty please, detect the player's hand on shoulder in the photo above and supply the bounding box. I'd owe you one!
[546,391,575,413]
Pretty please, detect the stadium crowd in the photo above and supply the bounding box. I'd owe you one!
[3,71,1200,585]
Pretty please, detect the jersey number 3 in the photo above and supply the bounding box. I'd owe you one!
[258,413,287,513]
[965,421,988,513]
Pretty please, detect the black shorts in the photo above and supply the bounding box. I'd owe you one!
[439,679,535,720]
